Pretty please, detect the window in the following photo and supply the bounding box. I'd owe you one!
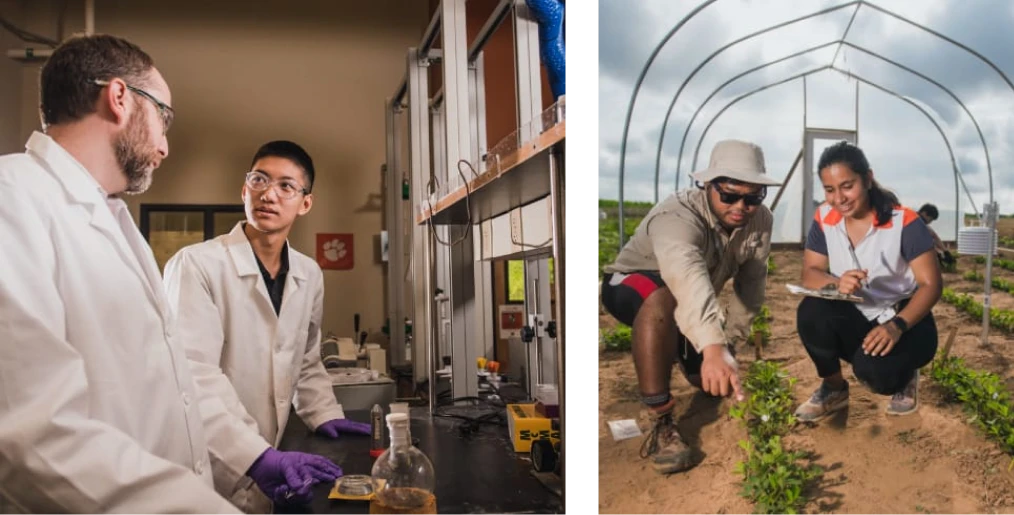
[140,204,246,272]
[505,258,555,303]
[507,260,525,303]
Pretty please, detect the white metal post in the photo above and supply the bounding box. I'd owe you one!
[549,144,566,504]
[442,0,479,399]
[525,257,555,393]
[982,201,999,346]
[384,99,406,367]
[470,52,496,363]
[514,0,543,141]
[407,48,432,388]
[430,104,451,368]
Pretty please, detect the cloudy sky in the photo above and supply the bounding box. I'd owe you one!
[599,0,1014,242]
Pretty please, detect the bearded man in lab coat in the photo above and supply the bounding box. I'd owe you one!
[0,34,243,513]
[164,140,370,512]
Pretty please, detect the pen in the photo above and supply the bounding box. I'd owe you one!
[840,225,868,289]
[846,243,868,289]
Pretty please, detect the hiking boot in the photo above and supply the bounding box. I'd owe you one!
[795,381,849,422]
[887,369,919,416]
[639,406,694,474]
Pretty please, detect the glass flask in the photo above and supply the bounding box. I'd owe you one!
[370,413,436,514]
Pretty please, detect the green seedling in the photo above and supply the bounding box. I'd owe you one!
[730,361,822,514]
[749,306,773,347]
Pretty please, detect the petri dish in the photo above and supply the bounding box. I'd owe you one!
[335,474,374,497]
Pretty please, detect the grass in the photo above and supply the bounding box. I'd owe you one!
[601,325,632,352]
[599,200,650,276]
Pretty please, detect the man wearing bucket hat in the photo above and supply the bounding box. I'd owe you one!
[602,139,779,474]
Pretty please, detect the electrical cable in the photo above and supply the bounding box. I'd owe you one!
[0,16,59,47]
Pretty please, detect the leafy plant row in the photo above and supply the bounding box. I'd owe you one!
[963,270,1014,295]
[930,356,1014,467]
[973,255,1014,272]
[730,361,822,514]
[940,288,1014,333]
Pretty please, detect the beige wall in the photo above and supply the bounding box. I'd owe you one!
[2,0,429,338]
[0,1,24,155]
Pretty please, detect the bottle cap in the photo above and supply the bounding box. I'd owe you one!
[386,413,408,424]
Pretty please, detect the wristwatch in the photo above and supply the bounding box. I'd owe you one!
[890,316,909,333]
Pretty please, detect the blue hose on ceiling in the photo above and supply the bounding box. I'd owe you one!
[525,0,565,99]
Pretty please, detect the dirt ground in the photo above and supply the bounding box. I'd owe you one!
[599,251,1014,514]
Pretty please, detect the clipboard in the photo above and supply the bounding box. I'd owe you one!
[786,283,863,303]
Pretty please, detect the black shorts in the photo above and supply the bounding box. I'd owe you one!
[601,270,704,378]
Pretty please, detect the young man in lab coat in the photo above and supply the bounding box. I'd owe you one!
[164,141,370,512]
[0,35,242,512]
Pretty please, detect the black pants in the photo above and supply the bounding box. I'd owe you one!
[601,271,704,379]
[796,297,937,395]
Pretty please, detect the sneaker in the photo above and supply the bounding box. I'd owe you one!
[795,381,850,422]
[887,369,919,416]
[638,408,694,474]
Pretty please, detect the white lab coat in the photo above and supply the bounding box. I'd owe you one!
[0,132,238,513]
[164,223,344,512]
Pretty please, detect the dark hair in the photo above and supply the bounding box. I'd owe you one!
[251,140,315,192]
[817,141,898,226]
[40,34,155,127]
[918,203,939,221]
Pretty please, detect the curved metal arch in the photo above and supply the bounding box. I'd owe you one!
[847,78,975,242]
[691,66,978,240]
[668,40,839,193]
[616,0,719,247]
[651,1,861,203]
[690,65,829,171]
[621,0,1014,248]
[838,41,992,198]
[657,38,839,200]
[681,41,993,203]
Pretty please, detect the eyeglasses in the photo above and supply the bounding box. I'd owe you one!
[92,79,175,134]
[712,183,766,207]
[245,171,309,200]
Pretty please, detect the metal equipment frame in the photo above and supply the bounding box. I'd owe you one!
[383,0,566,502]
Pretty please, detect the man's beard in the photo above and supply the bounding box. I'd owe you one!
[114,108,160,195]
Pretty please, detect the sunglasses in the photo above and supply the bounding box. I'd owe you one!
[712,183,766,207]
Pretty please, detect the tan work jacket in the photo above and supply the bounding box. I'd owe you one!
[604,188,772,351]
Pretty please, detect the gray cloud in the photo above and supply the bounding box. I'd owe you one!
[601,0,1014,240]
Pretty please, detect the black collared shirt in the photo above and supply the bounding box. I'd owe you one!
[253,242,289,316]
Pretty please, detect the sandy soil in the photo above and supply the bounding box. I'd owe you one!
[599,251,1014,514]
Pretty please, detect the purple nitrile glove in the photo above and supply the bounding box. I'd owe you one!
[246,448,343,505]
[315,418,371,439]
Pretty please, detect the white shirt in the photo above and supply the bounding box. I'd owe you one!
[0,132,237,513]
[164,223,344,511]
[808,203,936,321]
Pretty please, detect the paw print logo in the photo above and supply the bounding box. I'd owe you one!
[323,239,347,262]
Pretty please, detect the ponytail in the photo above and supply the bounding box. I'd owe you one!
[868,178,899,226]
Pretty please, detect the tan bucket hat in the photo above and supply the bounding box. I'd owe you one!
[691,139,781,186]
